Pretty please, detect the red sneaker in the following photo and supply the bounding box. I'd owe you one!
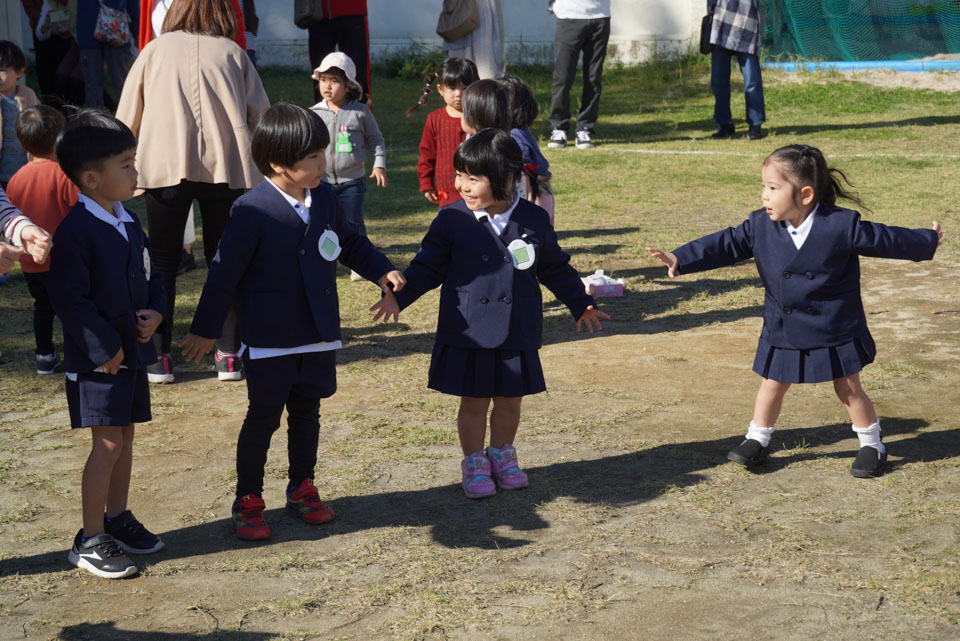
[286,479,335,525]
[232,494,271,540]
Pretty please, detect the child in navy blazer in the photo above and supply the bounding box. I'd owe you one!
[48,110,167,579]
[647,144,943,478]
[374,129,608,499]
[181,103,405,540]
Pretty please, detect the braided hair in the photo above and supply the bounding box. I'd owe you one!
[406,57,479,117]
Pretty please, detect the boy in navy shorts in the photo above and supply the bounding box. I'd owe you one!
[48,111,167,579]
[181,102,404,541]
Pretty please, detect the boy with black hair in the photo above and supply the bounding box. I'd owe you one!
[181,102,404,541]
[6,105,78,374]
[48,110,167,579]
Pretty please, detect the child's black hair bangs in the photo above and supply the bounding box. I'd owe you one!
[0,40,27,70]
[56,109,137,187]
[252,102,330,176]
[437,57,479,90]
[453,129,523,202]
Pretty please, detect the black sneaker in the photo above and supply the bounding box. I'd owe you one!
[727,438,769,467]
[746,125,765,140]
[68,530,138,579]
[850,446,887,478]
[104,510,164,554]
[147,354,174,384]
[711,122,736,139]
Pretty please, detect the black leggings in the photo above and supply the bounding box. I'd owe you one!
[24,272,57,355]
[144,181,244,355]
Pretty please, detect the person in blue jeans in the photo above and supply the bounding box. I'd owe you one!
[708,0,766,140]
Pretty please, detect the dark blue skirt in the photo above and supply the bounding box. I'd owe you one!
[752,332,876,384]
[428,343,546,398]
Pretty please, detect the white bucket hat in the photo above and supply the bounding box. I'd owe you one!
[312,52,363,98]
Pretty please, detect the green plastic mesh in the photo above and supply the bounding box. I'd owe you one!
[761,0,960,60]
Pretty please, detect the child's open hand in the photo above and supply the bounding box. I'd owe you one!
[933,221,943,244]
[645,247,679,278]
[136,309,163,343]
[423,190,439,205]
[0,242,22,271]
[21,225,52,265]
[379,269,406,293]
[371,167,387,187]
[179,332,216,362]
[101,347,124,375]
[370,289,401,323]
[576,305,610,333]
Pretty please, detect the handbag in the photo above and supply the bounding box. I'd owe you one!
[436,0,480,43]
[93,0,131,47]
[700,0,718,55]
[294,0,326,30]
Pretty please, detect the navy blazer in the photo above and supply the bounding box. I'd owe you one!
[394,198,596,350]
[672,205,939,350]
[48,203,166,372]
[190,181,395,347]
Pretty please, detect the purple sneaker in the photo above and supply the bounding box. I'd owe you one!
[461,450,496,499]
[486,443,529,490]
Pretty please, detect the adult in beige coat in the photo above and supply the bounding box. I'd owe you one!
[116,0,269,384]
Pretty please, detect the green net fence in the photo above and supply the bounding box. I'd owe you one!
[761,0,960,60]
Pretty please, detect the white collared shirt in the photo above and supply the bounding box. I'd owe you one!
[266,178,312,224]
[473,193,521,236]
[242,179,340,360]
[785,205,818,250]
[78,194,135,241]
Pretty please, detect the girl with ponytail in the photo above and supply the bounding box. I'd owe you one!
[646,144,943,479]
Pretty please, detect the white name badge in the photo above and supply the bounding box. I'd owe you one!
[318,229,342,261]
[507,238,535,270]
[142,247,151,279]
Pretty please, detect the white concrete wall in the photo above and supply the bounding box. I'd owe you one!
[256,0,704,68]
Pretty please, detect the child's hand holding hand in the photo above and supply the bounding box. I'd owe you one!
[576,305,610,333]
[645,247,679,278]
[371,167,387,187]
[0,242,22,271]
[179,333,216,362]
[101,347,124,375]
[370,289,401,323]
[423,190,439,205]
[379,270,406,293]
[21,225,52,265]
[933,221,943,244]
[136,309,163,343]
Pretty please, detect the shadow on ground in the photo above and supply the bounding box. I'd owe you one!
[2,418,951,577]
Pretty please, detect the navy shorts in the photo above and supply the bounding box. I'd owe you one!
[66,367,152,429]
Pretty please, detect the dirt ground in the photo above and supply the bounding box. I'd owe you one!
[772,67,960,93]
[1,254,958,640]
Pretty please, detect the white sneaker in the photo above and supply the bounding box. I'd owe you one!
[575,130,595,149]
[547,129,567,149]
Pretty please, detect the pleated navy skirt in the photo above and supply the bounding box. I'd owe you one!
[428,343,547,398]
[752,332,876,384]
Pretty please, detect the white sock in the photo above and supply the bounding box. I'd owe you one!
[852,421,885,455]
[746,421,775,447]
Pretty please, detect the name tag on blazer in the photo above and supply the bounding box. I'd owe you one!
[318,229,342,261]
[507,238,535,270]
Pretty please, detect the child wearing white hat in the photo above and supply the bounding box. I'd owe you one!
[310,52,386,280]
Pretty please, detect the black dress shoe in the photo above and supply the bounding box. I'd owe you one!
[177,248,197,275]
[746,125,765,140]
[711,122,736,139]
[850,446,887,478]
[727,439,769,467]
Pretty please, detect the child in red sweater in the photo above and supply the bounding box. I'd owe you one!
[410,58,479,208]
[6,105,78,374]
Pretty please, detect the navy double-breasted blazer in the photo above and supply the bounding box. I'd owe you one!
[48,203,166,372]
[672,205,939,350]
[190,181,395,347]
[394,198,596,350]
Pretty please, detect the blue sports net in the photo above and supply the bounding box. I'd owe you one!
[761,0,960,60]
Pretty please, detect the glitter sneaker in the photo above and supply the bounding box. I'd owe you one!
[461,450,496,499]
[486,443,529,490]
